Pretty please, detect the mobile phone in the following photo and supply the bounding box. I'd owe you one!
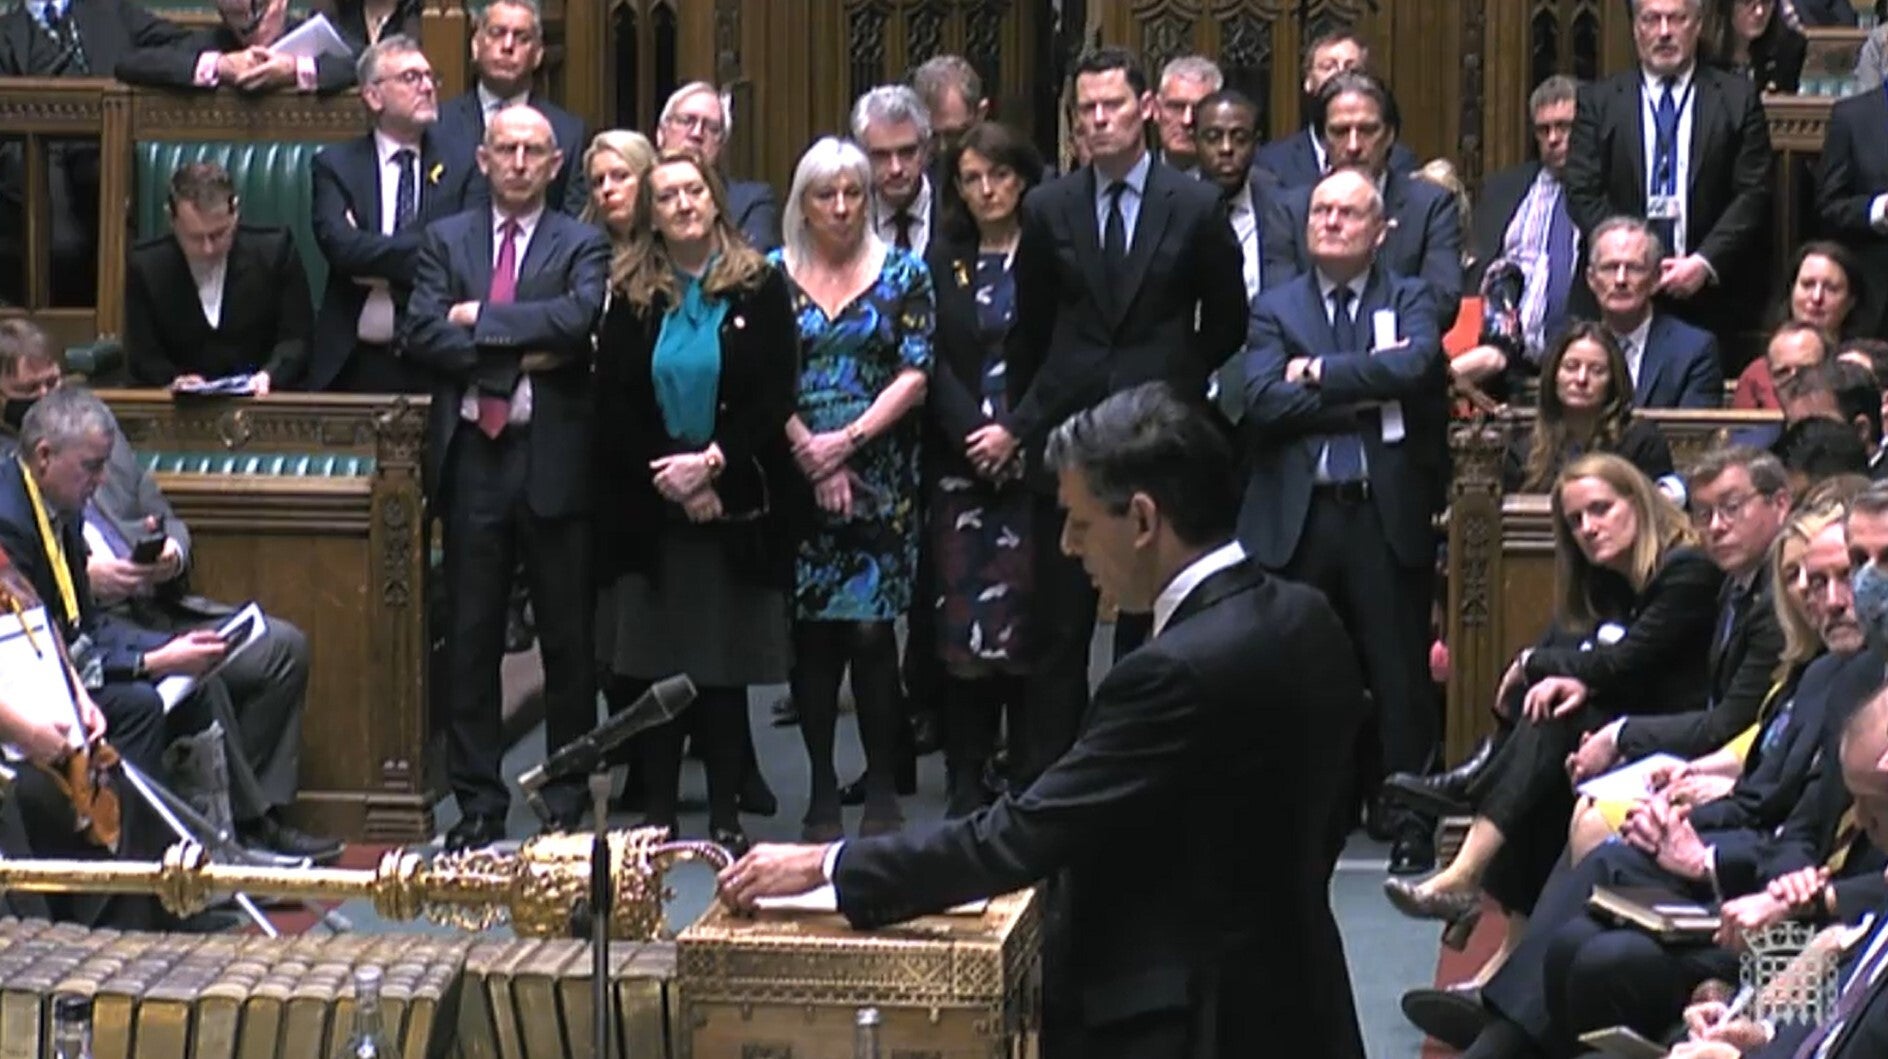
[130,534,165,564]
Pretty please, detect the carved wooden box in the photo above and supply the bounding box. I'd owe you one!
[674,888,1040,1059]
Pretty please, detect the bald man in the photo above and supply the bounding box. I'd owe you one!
[402,105,611,849]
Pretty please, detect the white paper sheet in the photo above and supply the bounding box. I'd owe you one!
[271,14,350,60]
[754,885,989,916]
[156,602,267,711]
[1575,752,1688,803]
[0,605,82,758]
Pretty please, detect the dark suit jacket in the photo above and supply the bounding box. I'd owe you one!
[0,0,189,76]
[725,179,780,251]
[833,559,1367,1059]
[0,460,166,681]
[400,206,609,517]
[1249,126,1419,189]
[1635,311,1724,409]
[1001,157,1246,461]
[1468,161,1541,289]
[1616,561,1784,759]
[1238,266,1449,570]
[1500,416,1673,492]
[113,13,354,91]
[924,235,1042,480]
[593,267,798,588]
[435,90,588,218]
[312,0,422,55]
[1264,168,1465,308]
[1564,65,1773,331]
[1687,651,1835,835]
[1816,88,1888,337]
[307,129,478,390]
[124,225,311,387]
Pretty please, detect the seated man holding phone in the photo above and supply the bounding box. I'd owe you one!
[0,319,338,864]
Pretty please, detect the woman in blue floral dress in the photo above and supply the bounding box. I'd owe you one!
[772,137,933,840]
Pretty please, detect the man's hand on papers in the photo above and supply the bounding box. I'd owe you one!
[144,630,229,679]
[1565,724,1621,782]
[235,52,296,92]
[214,47,270,84]
[717,843,832,914]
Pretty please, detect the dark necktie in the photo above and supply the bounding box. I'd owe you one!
[1103,181,1128,285]
[1791,920,1888,1059]
[892,209,914,251]
[477,220,519,439]
[1651,75,1680,253]
[42,0,89,75]
[1542,190,1575,344]
[1324,286,1366,482]
[392,148,418,232]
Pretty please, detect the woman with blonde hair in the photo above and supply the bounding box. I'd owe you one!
[1381,454,1721,945]
[592,149,795,853]
[581,129,657,250]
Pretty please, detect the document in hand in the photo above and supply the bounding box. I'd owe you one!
[271,13,351,60]
[1575,752,1688,802]
[754,885,989,916]
[0,604,83,758]
[156,602,267,712]
[170,374,262,398]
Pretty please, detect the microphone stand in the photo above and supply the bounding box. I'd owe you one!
[588,767,613,1059]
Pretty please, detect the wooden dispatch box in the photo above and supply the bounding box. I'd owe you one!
[674,888,1041,1058]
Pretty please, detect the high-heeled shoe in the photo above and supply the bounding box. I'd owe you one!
[1381,734,1501,817]
[1382,877,1483,951]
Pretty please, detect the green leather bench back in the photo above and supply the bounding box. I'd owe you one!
[134,141,328,301]
[139,451,377,477]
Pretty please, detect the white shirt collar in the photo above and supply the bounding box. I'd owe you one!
[477,82,529,116]
[875,175,932,227]
[1315,268,1366,303]
[373,128,421,167]
[1152,541,1246,638]
[1095,150,1153,201]
[1308,126,1328,173]
[493,204,544,241]
[1641,63,1696,96]
[1226,181,1254,214]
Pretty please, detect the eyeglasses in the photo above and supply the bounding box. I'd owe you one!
[376,68,439,88]
[664,113,725,139]
[1690,491,1767,527]
[479,24,539,45]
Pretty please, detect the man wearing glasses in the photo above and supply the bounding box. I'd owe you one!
[306,36,477,392]
[435,0,585,216]
[116,0,354,93]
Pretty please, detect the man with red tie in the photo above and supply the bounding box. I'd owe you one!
[402,105,610,849]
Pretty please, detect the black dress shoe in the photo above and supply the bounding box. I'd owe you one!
[1383,736,1499,817]
[909,710,942,755]
[769,693,799,727]
[443,813,506,852]
[1400,984,1489,1050]
[738,770,778,817]
[838,763,918,806]
[239,814,345,866]
[1363,795,1401,842]
[1388,825,1436,876]
[710,826,751,859]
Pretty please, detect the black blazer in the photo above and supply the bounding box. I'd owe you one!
[1249,126,1419,190]
[1000,157,1246,459]
[0,0,189,76]
[1817,88,1888,337]
[113,14,354,92]
[124,225,311,387]
[1468,161,1541,289]
[400,207,610,517]
[1238,266,1450,570]
[307,129,478,390]
[1499,416,1674,493]
[1616,560,1784,759]
[833,560,1367,1059]
[435,90,588,218]
[0,460,166,681]
[1564,65,1773,331]
[312,0,423,55]
[726,179,780,251]
[593,267,798,587]
[1687,650,1832,835]
[922,236,1040,480]
[1520,545,1724,717]
[1265,167,1465,309]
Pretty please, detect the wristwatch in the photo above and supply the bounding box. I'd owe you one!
[702,447,726,478]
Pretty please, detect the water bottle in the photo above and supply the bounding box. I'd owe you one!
[49,993,92,1059]
[336,966,398,1058]
[853,1006,883,1059]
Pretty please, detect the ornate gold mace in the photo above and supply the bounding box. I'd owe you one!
[0,827,732,940]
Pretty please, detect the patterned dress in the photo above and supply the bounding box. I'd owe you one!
[932,252,1033,672]
[772,247,934,621]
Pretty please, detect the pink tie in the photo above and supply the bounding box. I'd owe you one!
[477,220,519,439]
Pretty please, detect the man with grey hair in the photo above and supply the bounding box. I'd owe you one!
[435,0,586,216]
[719,382,1368,1059]
[1566,0,1771,349]
[308,36,477,392]
[910,54,988,157]
[1465,74,1580,372]
[1151,54,1221,176]
[1584,214,1722,409]
[852,84,935,256]
[656,81,780,250]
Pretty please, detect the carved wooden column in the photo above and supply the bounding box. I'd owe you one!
[96,85,131,340]
[1444,420,1509,764]
[563,0,609,136]
[422,0,471,102]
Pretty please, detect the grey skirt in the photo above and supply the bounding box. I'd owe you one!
[596,525,792,687]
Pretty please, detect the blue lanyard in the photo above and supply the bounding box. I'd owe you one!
[1648,78,1694,196]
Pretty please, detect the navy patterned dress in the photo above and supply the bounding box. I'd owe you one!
[772,246,935,621]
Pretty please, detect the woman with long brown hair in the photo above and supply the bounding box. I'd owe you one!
[1507,321,1672,492]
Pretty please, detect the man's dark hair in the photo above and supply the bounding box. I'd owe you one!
[1300,29,1369,76]
[1311,69,1401,138]
[1773,416,1870,483]
[167,161,237,214]
[1044,382,1237,546]
[1831,359,1884,445]
[1071,45,1147,97]
[1193,87,1259,124]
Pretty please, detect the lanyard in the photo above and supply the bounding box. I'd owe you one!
[1646,77,1694,196]
[18,458,79,627]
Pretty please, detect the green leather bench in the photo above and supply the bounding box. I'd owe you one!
[138,451,376,477]
[134,141,328,301]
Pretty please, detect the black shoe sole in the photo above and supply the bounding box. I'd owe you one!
[1381,776,1471,819]
[1400,988,1489,1051]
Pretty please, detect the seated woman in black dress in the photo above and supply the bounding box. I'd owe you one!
[1382,453,1722,945]
[1506,321,1673,493]
[593,149,797,853]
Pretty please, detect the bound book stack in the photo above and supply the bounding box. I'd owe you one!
[1586,885,1723,943]
[454,937,677,1059]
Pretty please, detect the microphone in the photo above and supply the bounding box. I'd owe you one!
[517,674,696,797]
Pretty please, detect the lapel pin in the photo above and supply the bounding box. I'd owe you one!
[428,163,445,185]
[953,260,970,288]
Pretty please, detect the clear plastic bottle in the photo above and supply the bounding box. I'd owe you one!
[49,993,92,1059]
[336,966,398,1058]
[853,1006,883,1059]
